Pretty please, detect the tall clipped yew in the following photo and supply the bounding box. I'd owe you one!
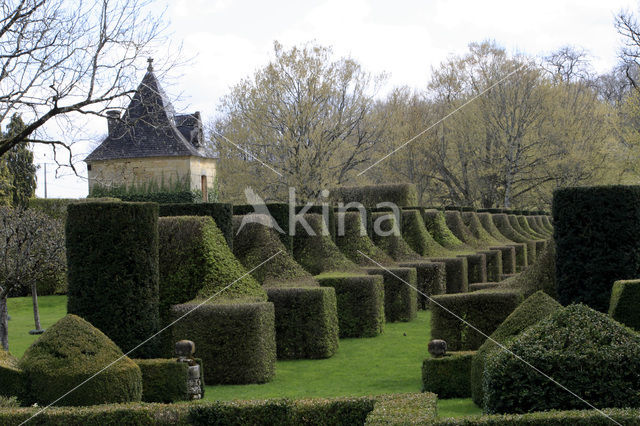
[66,201,159,357]
[553,185,640,311]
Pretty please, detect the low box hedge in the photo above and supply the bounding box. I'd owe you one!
[422,351,475,398]
[397,261,447,309]
[609,279,640,330]
[317,273,385,338]
[363,267,417,322]
[428,257,468,294]
[433,408,640,425]
[133,359,190,403]
[266,287,339,359]
[159,202,233,249]
[430,290,523,351]
[365,393,438,425]
[169,302,276,384]
[294,396,376,425]
[469,283,501,291]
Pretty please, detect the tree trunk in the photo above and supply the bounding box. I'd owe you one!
[32,282,42,331]
[0,295,8,351]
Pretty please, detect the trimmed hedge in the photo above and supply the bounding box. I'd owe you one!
[423,209,470,251]
[19,314,143,406]
[517,215,547,240]
[489,246,516,275]
[0,351,22,398]
[28,197,120,220]
[458,253,487,284]
[539,215,554,232]
[293,214,359,275]
[317,273,385,338]
[498,242,557,298]
[430,290,523,351]
[508,215,543,261]
[370,212,422,261]
[330,183,419,207]
[266,287,339,359]
[401,209,452,257]
[397,261,447,309]
[470,291,562,406]
[526,215,551,237]
[484,304,640,414]
[469,283,501,291]
[365,393,438,425]
[0,397,378,425]
[476,213,525,272]
[609,279,640,330]
[433,407,640,425]
[553,185,640,312]
[492,214,532,268]
[232,216,316,287]
[429,257,469,294]
[335,211,393,266]
[461,212,504,248]
[363,267,417,322]
[445,211,483,248]
[66,201,159,358]
[479,250,502,282]
[422,351,474,398]
[134,359,189,403]
[233,203,292,250]
[159,203,233,249]
[169,302,276,384]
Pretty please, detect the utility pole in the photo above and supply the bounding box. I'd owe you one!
[43,162,47,199]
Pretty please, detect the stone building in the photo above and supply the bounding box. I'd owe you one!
[85,59,217,200]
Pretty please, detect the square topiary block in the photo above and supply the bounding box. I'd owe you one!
[422,351,475,398]
[170,302,276,384]
[134,358,189,403]
[397,261,446,310]
[609,279,640,331]
[317,274,385,338]
[428,257,468,294]
[266,287,339,359]
[458,253,487,284]
[363,267,417,322]
[430,290,523,351]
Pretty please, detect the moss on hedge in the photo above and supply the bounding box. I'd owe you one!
[330,183,419,207]
[484,304,640,414]
[370,212,422,261]
[609,279,640,331]
[365,393,437,425]
[0,351,22,399]
[266,287,339,359]
[428,257,469,294]
[363,267,417,321]
[66,201,160,358]
[397,261,447,309]
[293,214,359,275]
[498,242,557,298]
[335,212,393,266]
[401,209,452,257]
[470,291,561,406]
[317,273,385,338]
[134,359,189,403]
[170,302,276,384]
[422,351,474,398]
[430,290,523,351]
[232,215,316,287]
[19,314,142,406]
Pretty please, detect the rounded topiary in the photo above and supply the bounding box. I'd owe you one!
[484,304,640,414]
[19,314,142,406]
[232,215,316,287]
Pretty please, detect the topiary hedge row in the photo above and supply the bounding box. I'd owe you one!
[330,183,419,207]
[459,253,486,284]
[483,304,640,414]
[19,314,143,407]
[159,203,233,249]
[428,257,468,294]
[445,211,483,248]
[609,279,640,330]
[370,212,421,261]
[66,201,160,358]
[266,287,339,359]
[364,393,437,425]
[433,407,640,425]
[401,209,451,257]
[430,290,523,351]
[335,211,393,266]
[317,273,385,338]
[498,243,557,298]
[470,291,562,406]
[397,261,447,309]
[422,351,474,398]
[363,267,417,322]
[0,351,22,399]
[423,209,470,251]
[479,250,502,282]
[553,185,640,312]
[133,359,190,403]
[492,214,534,267]
[169,302,276,384]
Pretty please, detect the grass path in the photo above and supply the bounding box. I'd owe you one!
[6,295,482,418]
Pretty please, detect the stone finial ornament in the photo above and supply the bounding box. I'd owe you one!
[175,339,195,360]
[428,339,447,358]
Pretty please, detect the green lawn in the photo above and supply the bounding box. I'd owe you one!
[6,295,482,418]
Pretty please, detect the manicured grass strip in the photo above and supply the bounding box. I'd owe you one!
[437,399,483,419]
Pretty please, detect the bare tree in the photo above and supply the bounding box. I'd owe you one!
[616,9,640,91]
[0,0,175,169]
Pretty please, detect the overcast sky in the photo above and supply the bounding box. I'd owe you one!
[35,0,639,198]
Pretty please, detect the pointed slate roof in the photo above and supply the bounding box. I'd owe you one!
[85,61,215,162]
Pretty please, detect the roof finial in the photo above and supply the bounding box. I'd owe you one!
[147,57,154,72]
